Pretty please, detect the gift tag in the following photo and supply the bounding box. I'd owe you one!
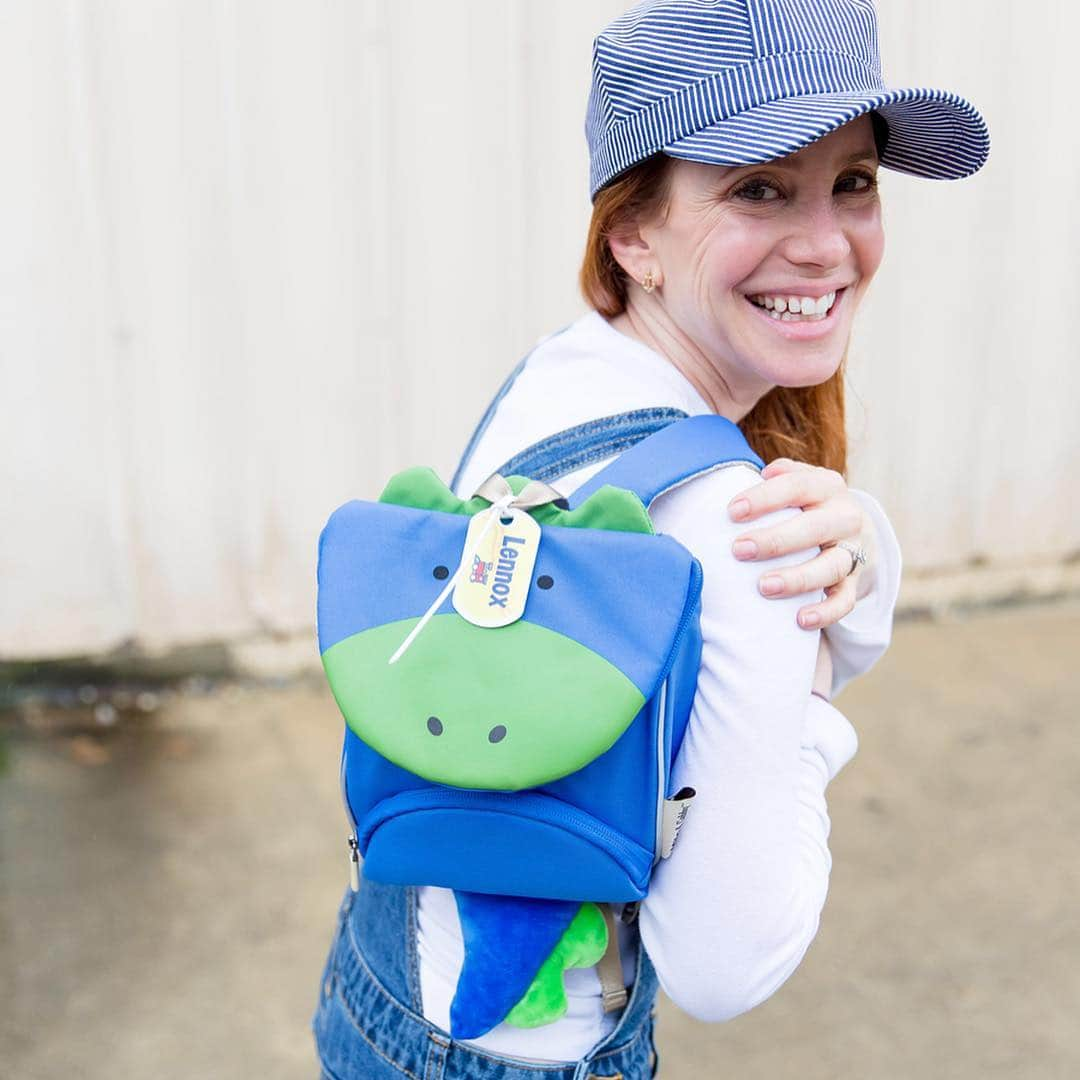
[453,506,541,628]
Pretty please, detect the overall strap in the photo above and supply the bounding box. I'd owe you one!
[496,407,689,484]
[568,413,765,509]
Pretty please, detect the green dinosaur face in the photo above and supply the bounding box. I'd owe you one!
[322,614,645,791]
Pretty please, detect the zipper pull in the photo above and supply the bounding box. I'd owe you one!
[347,835,360,892]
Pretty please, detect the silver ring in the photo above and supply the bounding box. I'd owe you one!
[835,541,867,577]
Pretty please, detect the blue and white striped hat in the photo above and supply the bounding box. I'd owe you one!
[585,0,990,198]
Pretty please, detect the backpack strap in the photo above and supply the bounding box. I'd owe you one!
[597,904,628,1013]
[567,414,765,510]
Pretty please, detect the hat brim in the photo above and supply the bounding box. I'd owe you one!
[661,87,989,180]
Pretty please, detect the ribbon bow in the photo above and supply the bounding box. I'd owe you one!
[471,474,567,514]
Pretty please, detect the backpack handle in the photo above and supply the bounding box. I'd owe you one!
[567,414,764,510]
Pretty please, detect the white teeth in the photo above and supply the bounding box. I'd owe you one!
[749,289,839,320]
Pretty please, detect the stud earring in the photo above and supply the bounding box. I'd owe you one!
[642,270,658,293]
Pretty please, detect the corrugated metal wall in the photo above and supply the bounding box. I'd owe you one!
[3,1,1077,660]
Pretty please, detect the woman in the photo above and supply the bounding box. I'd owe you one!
[313,2,989,1077]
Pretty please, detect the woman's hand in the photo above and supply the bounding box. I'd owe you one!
[726,458,877,631]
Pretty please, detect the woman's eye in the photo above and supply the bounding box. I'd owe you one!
[734,180,781,202]
[835,172,877,194]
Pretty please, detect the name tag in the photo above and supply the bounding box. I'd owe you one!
[453,507,541,628]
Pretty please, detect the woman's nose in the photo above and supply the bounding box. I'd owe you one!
[781,205,852,269]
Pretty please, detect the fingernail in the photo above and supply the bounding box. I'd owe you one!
[732,539,757,559]
[760,574,783,595]
[728,498,750,520]
[800,611,821,628]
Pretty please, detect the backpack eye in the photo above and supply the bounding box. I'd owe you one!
[426,716,443,736]
[537,575,554,590]
[432,565,450,580]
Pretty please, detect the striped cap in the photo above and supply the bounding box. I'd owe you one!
[585,0,990,198]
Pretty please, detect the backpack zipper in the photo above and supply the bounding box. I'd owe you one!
[359,788,651,883]
[651,556,703,863]
[652,679,668,865]
[340,740,361,891]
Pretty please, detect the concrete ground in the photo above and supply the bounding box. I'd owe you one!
[2,600,1078,1079]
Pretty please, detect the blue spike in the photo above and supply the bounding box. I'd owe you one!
[450,892,580,1039]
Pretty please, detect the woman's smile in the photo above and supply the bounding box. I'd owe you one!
[741,286,851,341]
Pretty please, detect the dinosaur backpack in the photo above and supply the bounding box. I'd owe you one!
[316,413,764,1037]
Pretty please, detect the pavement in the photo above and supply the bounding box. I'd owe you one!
[2,600,1078,1079]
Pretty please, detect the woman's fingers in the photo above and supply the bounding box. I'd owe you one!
[727,456,871,630]
[727,464,845,522]
[731,503,864,561]
[755,543,856,600]
[797,575,858,631]
[760,457,812,480]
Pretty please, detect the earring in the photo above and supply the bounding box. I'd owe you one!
[642,270,657,293]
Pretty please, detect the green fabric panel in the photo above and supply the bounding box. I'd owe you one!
[322,616,645,791]
[505,902,609,1029]
[378,466,653,535]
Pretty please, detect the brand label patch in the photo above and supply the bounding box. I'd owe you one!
[452,506,541,628]
[660,787,696,859]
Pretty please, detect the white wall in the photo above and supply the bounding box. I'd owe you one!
[2,1,1077,660]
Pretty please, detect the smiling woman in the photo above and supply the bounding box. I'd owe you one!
[607,118,885,407]
[311,2,989,1077]
[584,111,891,474]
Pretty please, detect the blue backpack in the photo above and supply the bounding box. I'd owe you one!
[317,411,763,1036]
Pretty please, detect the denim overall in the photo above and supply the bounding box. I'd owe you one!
[312,347,690,1078]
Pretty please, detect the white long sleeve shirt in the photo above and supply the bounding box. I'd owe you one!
[416,310,902,1062]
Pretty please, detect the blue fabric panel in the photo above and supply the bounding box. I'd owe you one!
[450,893,581,1039]
[568,413,764,509]
[540,696,660,848]
[343,700,665,863]
[495,407,689,484]
[317,500,466,650]
[317,501,698,702]
[341,728,431,820]
[664,588,703,771]
[360,804,653,902]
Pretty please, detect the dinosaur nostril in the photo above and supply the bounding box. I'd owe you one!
[488,725,507,744]
[427,716,443,736]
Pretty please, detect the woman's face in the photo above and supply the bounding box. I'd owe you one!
[636,115,885,404]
